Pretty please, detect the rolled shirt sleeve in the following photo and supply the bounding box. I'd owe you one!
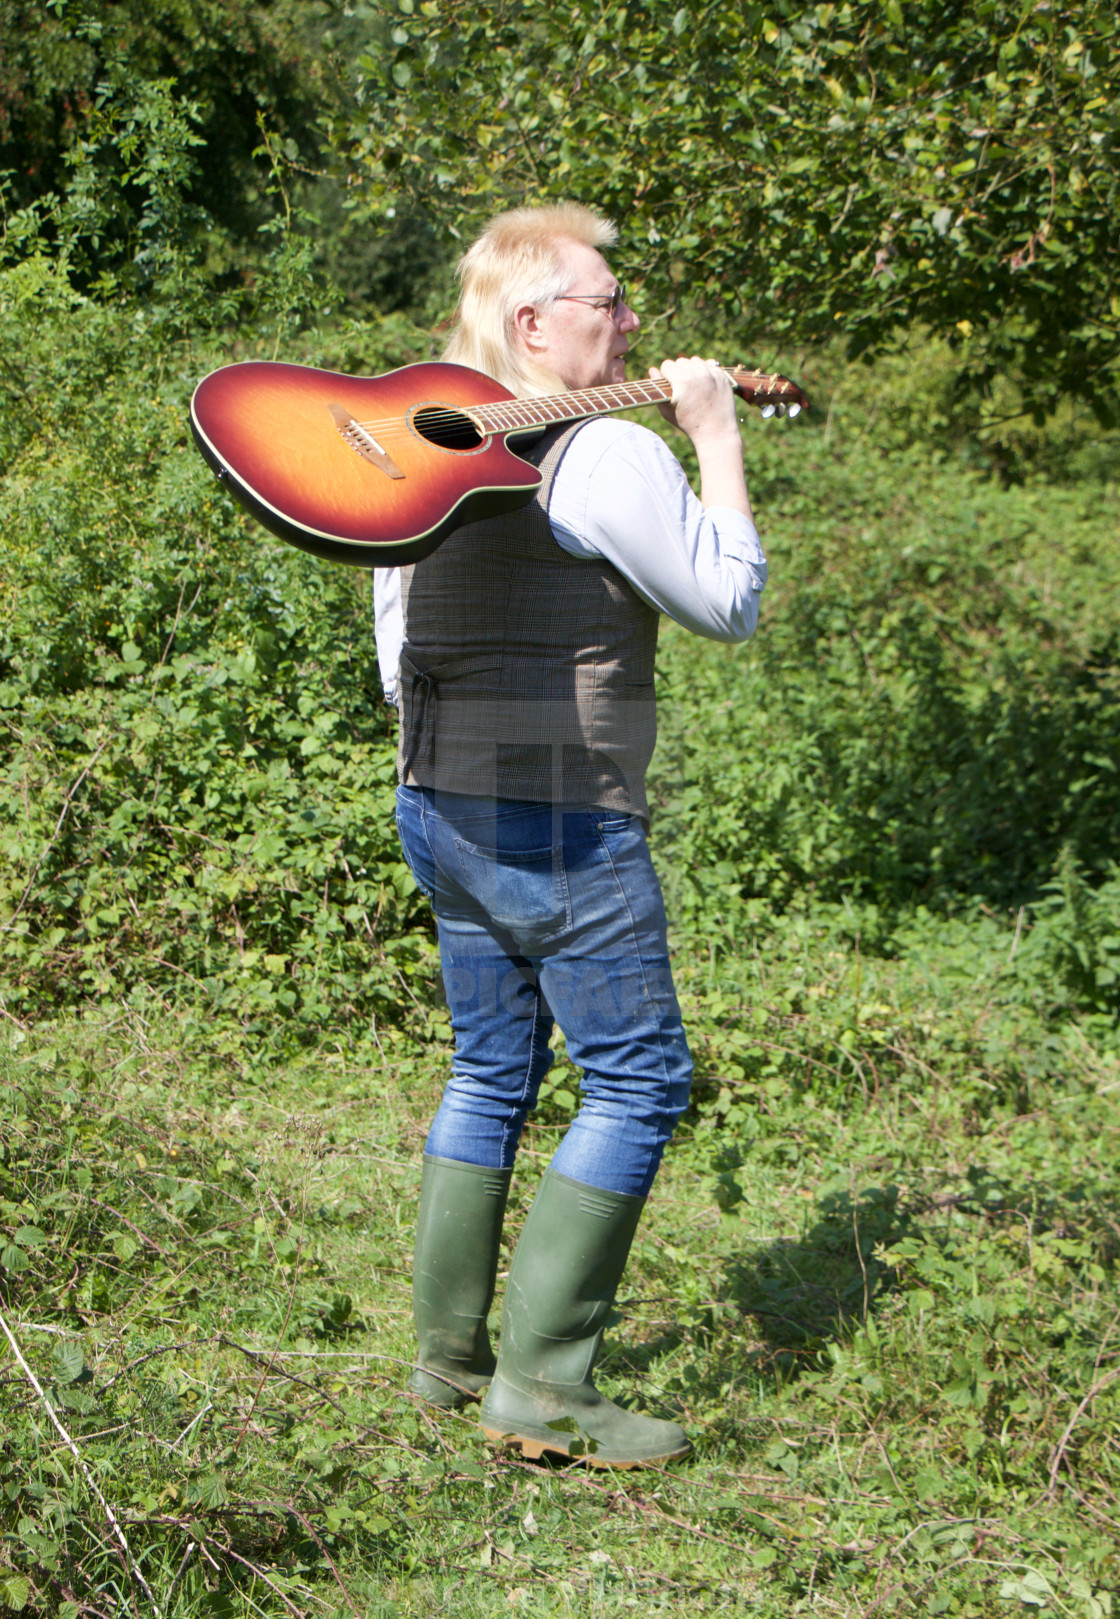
[546,417,767,643]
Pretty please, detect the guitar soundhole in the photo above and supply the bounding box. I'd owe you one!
[412,406,486,451]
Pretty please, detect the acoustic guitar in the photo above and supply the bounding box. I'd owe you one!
[190,359,808,567]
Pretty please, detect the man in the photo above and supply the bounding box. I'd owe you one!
[374,202,767,1467]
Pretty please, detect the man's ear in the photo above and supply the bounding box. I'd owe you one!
[512,301,547,357]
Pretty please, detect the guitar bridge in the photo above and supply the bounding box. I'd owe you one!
[328,403,404,479]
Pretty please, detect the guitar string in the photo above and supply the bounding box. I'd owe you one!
[337,413,790,451]
[334,370,785,436]
[342,415,632,442]
[343,378,788,438]
[347,413,631,437]
[342,404,786,442]
[315,375,796,457]
[347,388,674,436]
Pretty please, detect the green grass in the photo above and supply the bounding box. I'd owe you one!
[2,950,1117,1618]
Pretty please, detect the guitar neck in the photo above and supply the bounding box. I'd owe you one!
[471,376,674,436]
[469,365,805,435]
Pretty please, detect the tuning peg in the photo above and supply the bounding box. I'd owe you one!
[787,403,802,418]
[760,404,776,419]
[775,402,787,417]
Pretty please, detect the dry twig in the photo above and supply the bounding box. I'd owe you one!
[0,1303,162,1617]
[1045,1363,1120,1501]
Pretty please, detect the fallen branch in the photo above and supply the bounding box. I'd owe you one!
[1046,1363,1120,1501]
[285,1506,364,1619]
[0,1303,162,1618]
[220,1544,310,1619]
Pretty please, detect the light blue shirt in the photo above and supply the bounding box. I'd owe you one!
[373,416,767,702]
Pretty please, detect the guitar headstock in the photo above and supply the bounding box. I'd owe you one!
[724,366,809,418]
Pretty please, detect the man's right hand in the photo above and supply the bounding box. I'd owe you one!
[651,357,753,519]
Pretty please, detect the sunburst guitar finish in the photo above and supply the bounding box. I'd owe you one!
[189,359,808,567]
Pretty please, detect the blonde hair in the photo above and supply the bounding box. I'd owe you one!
[443,202,619,398]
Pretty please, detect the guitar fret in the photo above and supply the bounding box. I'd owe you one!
[481,403,525,430]
[478,367,796,437]
[537,378,672,421]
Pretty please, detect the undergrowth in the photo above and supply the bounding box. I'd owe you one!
[1,961,1117,1618]
[0,285,436,1056]
[3,288,1119,1071]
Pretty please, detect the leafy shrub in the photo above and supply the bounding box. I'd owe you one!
[0,277,437,1053]
[651,396,1120,929]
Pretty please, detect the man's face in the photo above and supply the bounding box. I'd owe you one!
[529,240,640,391]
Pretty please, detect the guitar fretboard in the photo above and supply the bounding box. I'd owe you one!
[472,377,674,435]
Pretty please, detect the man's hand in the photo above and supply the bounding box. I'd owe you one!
[650,356,753,519]
[652,355,738,441]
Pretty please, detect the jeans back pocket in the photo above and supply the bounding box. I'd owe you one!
[453,837,572,952]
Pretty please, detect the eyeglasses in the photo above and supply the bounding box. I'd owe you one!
[554,285,627,318]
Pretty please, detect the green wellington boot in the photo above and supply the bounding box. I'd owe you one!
[479,1169,691,1467]
[410,1154,512,1408]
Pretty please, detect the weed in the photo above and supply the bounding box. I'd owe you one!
[1,980,1117,1618]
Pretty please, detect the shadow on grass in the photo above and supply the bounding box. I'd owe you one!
[698,1165,1119,1378]
[605,1183,914,1409]
[720,1183,914,1369]
[611,1159,1120,1429]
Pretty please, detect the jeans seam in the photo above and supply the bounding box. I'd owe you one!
[415,788,438,881]
[501,974,548,1166]
[396,789,437,902]
[590,824,683,1157]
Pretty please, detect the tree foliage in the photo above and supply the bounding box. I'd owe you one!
[1,0,338,245]
[0,0,453,318]
[349,0,1120,419]
[0,0,359,321]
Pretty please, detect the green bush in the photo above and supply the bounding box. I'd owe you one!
[0,276,436,1053]
[650,377,1120,978]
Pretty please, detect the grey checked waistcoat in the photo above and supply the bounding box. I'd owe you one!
[397,422,660,823]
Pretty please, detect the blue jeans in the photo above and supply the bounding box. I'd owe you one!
[394,786,692,1197]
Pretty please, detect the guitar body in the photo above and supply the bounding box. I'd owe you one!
[190,360,545,567]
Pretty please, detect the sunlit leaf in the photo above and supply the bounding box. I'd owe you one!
[52,1339,86,1384]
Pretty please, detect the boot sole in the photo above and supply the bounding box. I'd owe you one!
[480,1424,691,1468]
